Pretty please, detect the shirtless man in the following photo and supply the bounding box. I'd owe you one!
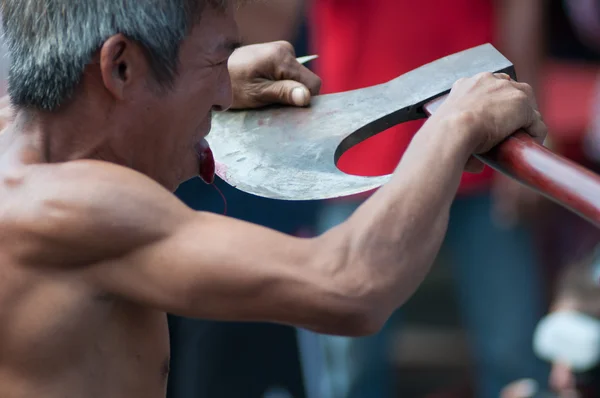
[0,0,547,397]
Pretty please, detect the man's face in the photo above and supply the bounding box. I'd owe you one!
[109,4,239,191]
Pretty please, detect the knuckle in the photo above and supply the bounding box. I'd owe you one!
[239,85,260,104]
[521,82,534,93]
[274,58,294,77]
[272,40,295,56]
[513,89,529,103]
[275,85,289,102]
[272,46,287,60]
[520,83,535,99]
[495,78,511,91]
[277,56,293,69]
[475,71,494,82]
[452,77,468,89]
[491,74,510,91]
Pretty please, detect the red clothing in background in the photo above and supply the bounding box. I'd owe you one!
[309,0,497,194]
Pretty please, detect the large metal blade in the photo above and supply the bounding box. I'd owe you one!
[208,43,513,200]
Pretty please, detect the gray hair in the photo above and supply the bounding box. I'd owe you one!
[0,0,227,111]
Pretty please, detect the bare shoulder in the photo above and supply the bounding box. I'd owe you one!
[0,160,192,268]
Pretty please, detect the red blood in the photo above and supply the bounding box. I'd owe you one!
[212,183,228,215]
[195,139,215,184]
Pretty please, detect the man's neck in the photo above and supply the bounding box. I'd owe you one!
[6,104,116,166]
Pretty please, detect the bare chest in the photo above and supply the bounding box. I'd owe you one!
[0,262,171,398]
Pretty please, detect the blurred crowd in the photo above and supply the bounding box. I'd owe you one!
[165,1,600,398]
[1,0,600,397]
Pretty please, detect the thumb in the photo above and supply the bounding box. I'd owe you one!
[260,80,312,107]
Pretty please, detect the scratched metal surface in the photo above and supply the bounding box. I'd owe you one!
[208,44,514,201]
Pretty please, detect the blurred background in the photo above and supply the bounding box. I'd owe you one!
[167,0,600,397]
[1,0,599,397]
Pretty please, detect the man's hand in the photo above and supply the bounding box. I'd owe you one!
[228,41,321,109]
[430,72,547,172]
[435,72,548,225]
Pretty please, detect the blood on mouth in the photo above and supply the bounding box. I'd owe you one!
[195,138,215,184]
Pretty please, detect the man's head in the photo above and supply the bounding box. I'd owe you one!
[1,0,241,190]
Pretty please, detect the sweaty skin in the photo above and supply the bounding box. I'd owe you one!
[0,3,546,398]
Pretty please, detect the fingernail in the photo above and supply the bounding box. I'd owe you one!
[292,87,309,106]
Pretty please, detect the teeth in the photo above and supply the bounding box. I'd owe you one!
[195,139,215,184]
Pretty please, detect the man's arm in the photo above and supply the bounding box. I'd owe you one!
[14,130,464,336]
[12,161,371,334]
[14,72,545,338]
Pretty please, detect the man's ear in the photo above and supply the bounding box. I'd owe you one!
[99,34,149,101]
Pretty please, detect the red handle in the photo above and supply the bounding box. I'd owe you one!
[424,95,600,228]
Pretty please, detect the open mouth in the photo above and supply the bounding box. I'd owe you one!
[195,138,215,184]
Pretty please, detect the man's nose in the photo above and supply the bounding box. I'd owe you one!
[212,72,233,112]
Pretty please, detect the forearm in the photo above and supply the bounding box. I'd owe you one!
[331,116,474,324]
[94,209,372,335]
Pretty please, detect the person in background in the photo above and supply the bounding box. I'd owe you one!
[502,247,600,398]
[537,0,600,300]
[505,3,600,397]
[563,0,600,168]
[297,1,550,397]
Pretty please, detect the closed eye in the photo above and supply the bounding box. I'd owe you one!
[212,56,231,67]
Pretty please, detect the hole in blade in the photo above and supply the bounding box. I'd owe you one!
[336,119,425,177]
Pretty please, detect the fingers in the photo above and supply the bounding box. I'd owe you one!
[494,72,512,81]
[507,80,546,144]
[269,42,321,96]
[514,80,537,107]
[494,75,547,145]
[513,82,547,144]
[228,41,323,109]
[526,110,548,145]
[277,60,322,96]
[260,41,322,106]
[258,80,312,107]
[447,71,547,154]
